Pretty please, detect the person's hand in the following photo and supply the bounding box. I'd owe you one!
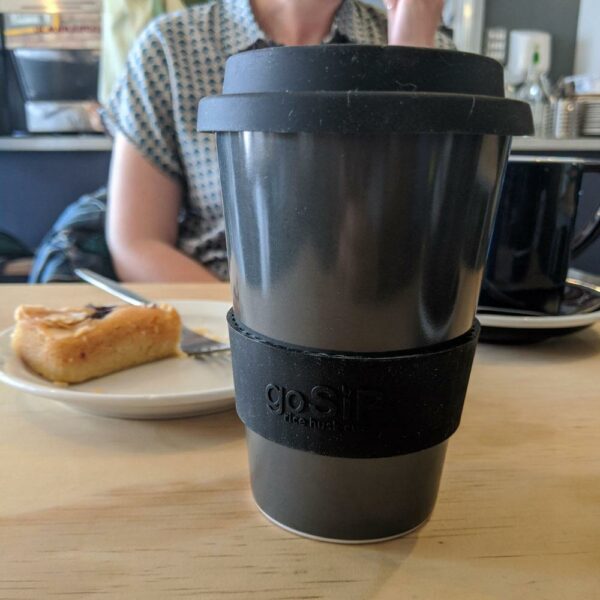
[385,0,444,48]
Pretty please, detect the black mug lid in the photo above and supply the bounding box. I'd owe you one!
[198,45,533,135]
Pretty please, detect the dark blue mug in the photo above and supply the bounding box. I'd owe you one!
[480,156,600,315]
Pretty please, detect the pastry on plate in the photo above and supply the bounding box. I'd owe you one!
[12,304,181,384]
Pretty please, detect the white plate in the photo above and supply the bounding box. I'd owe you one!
[477,307,600,329]
[0,300,234,419]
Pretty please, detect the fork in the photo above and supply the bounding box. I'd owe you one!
[74,268,230,356]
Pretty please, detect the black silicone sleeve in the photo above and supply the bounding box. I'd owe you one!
[228,310,480,458]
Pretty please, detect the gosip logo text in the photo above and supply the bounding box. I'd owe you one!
[265,383,384,432]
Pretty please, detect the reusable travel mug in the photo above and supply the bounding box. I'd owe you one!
[199,45,532,542]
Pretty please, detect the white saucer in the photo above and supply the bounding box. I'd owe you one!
[0,300,235,419]
[477,307,600,329]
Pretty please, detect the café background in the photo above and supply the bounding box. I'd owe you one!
[1,0,599,281]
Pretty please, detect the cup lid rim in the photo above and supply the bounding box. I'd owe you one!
[198,90,533,135]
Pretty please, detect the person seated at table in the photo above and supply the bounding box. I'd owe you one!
[31,0,451,283]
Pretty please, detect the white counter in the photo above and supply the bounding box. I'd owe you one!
[0,135,113,152]
[1,135,600,153]
[511,137,600,152]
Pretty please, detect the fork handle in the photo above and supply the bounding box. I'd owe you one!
[74,269,152,307]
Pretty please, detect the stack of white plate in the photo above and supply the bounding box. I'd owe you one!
[580,97,600,136]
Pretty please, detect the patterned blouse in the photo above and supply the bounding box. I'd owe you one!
[103,0,454,281]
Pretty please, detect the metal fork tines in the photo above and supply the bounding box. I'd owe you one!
[180,326,230,356]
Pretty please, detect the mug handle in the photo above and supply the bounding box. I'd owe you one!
[571,164,600,258]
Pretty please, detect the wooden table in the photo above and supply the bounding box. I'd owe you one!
[1,284,599,599]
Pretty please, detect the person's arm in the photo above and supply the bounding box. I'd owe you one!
[106,133,219,283]
[385,0,444,48]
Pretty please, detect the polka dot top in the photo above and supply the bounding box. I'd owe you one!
[102,0,454,281]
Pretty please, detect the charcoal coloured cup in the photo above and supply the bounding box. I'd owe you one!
[198,45,532,542]
[481,156,600,315]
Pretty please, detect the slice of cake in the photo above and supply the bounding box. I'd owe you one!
[12,304,181,384]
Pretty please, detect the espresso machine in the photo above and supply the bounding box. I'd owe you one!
[0,0,102,135]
